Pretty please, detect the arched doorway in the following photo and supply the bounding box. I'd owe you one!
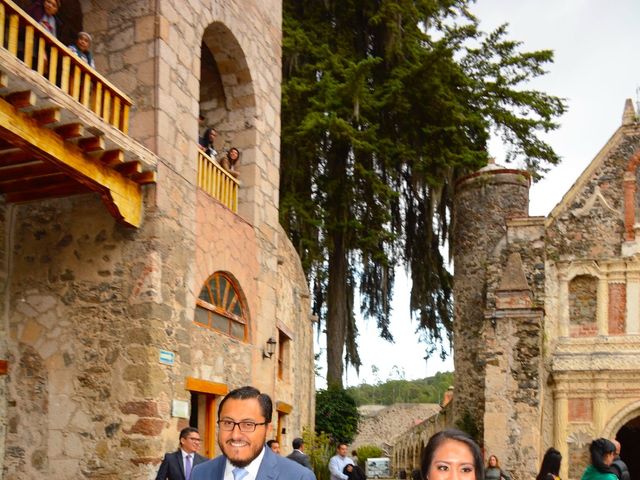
[199,22,257,159]
[616,416,640,480]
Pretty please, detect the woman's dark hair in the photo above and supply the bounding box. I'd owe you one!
[535,447,562,480]
[227,147,240,165]
[200,127,216,147]
[590,438,616,473]
[420,429,483,480]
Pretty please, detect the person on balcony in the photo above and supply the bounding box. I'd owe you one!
[27,0,61,37]
[220,147,240,179]
[199,127,218,159]
[68,31,95,68]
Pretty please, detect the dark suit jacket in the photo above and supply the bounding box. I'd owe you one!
[156,450,207,480]
[287,449,313,470]
[192,445,316,480]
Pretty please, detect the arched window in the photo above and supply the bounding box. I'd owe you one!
[195,272,248,341]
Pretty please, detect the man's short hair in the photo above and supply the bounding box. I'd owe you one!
[217,386,273,423]
[267,439,278,448]
[292,437,304,449]
[179,426,199,439]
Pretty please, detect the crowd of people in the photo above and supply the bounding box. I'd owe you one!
[152,384,633,480]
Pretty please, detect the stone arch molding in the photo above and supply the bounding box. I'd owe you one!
[559,260,602,282]
[602,399,640,438]
[200,21,258,146]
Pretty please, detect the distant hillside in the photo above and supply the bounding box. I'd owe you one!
[346,371,454,406]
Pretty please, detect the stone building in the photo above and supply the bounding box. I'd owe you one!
[449,100,640,480]
[0,0,315,478]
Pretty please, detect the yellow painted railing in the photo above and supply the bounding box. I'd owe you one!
[0,0,132,134]
[197,150,239,212]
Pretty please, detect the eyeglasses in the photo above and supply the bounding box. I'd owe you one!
[186,437,201,442]
[217,419,269,432]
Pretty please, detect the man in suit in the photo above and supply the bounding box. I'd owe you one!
[156,426,207,480]
[287,437,312,470]
[192,386,315,480]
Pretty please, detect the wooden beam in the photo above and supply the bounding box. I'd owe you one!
[131,171,157,185]
[31,107,61,125]
[54,123,84,140]
[0,360,7,375]
[0,172,70,192]
[0,97,143,227]
[5,180,88,202]
[114,160,141,177]
[0,149,33,166]
[185,377,228,396]
[4,90,36,109]
[78,136,105,153]
[0,72,8,89]
[100,149,124,166]
[0,160,55,181]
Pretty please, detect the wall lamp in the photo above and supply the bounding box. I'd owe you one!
[263,337,277,359]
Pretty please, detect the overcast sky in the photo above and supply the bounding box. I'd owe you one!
[316,0,640,388]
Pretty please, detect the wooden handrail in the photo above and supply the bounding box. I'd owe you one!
[197,149,239,212]
[0,0,133,133]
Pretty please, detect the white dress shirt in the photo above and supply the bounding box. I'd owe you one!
[223,446,266,480]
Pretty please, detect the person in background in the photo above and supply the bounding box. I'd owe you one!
[535,447,562,480]
[329,443,353,480]
[287,437,313,470]
[27,0,61,37]
[421,429,483,480]
[580,438,618,480]
[199,127,218,159]
[220,146,240,178]
[351,450,359,466]
[267,439,280,455]
[610,440,630,480]
[343,463,366,480]
[485,455,510,480]
[155,427,207,480]
[68,31,95,68]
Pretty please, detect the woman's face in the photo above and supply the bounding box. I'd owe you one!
[488,456,497,468]
[426,439,476,480]
[229,148,239,160]
[44,0,58,15]
[208,130,217,142]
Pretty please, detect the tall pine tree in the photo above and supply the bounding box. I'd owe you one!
[281,0,565,387]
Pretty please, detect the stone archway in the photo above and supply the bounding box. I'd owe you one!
[615,416,640,480]
[199,22,257,153]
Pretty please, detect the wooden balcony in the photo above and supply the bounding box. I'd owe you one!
[0,0,156,228]
[197,150,239,212]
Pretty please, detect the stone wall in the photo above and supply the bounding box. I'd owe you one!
[1,0,315,478]
[351,403,440,454]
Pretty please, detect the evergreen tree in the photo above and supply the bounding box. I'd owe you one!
[281,0,565,387]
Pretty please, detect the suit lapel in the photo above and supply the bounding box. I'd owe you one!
[256,447,277,480]
[175,450,186,480]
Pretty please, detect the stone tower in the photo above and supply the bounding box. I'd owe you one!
[451,161,532,441]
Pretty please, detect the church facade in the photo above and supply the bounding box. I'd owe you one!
[394,101,640,480]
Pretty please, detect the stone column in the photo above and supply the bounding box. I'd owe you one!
[597,277,609,335]
[554,388,569,480]
[558,274,570,337]
[626,268,640,333]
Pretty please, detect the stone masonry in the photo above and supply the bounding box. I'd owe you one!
[0,0,315,479]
